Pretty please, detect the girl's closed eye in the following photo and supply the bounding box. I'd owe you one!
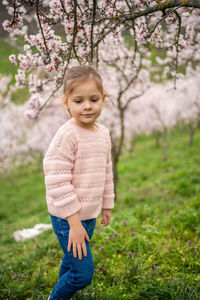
[74,99,99,103]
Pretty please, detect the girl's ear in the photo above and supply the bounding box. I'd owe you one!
[62,95,69,109]
[102,93,106,105]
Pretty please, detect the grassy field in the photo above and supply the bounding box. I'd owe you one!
[0,127,200,299]
[0,38,30,104]
[0,38,19,79]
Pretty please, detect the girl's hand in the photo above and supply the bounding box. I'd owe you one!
[67,213,90,260]
[100,209,112,227]
[68,224,90,260]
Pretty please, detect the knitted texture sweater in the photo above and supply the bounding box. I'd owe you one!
[43,117,115,220]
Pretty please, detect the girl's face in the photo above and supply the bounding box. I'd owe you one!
[65,79,106,131]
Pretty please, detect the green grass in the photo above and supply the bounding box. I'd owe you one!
[0,38,30,104]
[0,129,200,299]
[0,38,19,80]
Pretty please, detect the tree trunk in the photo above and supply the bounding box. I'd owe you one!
[154,131,161,148]
[188,123,195,147]
[110,108,125,201]
[127,134,137,157]
[111,149,119,201]
[162,128,167,162]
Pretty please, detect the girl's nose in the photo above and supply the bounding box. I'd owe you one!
[84,101,92,109]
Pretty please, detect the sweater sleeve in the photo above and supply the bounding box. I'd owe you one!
[43,129,81,219]
[102,130,115,209]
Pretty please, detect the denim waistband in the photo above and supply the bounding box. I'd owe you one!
[50,214,96,224]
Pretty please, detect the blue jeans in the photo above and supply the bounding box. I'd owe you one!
[49,214,96,300]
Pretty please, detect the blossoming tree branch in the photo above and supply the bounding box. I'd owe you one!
[2,0,200,119]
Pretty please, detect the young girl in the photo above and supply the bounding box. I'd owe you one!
[43,65,115,300]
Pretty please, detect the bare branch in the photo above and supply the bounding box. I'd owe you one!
[125,91,145,110]
[145,4,183,38]
[93,18,125,49]
[123,0,200,21]
[124,0,138,64]
[60,0,69,15]
[72,0,81,64]
[64,0,81,67]
[90,0,97,63]
[35,0,50,62]
[91,0,200,27]
[173,10,181,88]
[33,82,63,119]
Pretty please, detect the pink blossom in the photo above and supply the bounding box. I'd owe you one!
[15,69,25,87]
[2,16,23,32]
[1,0,200,128]
[9,54,17,65]
[165,15,176,25]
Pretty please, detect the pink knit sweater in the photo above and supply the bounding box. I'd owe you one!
[43,117,115,220]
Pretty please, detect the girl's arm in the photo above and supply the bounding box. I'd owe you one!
[67,213,90,260]
[43,130,81,219]
[43,130,88,259]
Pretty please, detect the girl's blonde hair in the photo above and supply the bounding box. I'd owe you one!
[62,65,106,116]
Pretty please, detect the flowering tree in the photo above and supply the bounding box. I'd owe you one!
[0,75,68,174]
[125,66,200,161]
[125,85,178,161]
[1,69,200,174]
[2,0,200,119]
[170,66,200,147]
[2,0,200,191]
[97,32,151,187]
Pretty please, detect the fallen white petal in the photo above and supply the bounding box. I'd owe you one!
[13,223,52,242]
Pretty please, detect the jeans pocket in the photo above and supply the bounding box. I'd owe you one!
[50,214,58,234]
[89,219,96,238]
[90,218,96,226]
[58,218,70,238]
[82,219,96,239]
